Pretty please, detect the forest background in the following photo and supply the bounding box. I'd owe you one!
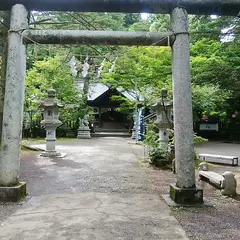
[0,11,239,139]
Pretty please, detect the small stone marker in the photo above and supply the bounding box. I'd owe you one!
[221,171,237,197]
[199,162,209,171]
[199,170,224,188]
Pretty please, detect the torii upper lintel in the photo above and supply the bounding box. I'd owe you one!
[0,0,239,16]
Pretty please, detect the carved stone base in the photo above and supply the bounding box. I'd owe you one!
[0,182,27,202]
[77,127,91,139]
[169,183,203,205]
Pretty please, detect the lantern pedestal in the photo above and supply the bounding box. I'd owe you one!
[155,122,170,149]
[77,126,91,139]
[40,127,60,157]
[131,119,136,139]
[40,123,63,157]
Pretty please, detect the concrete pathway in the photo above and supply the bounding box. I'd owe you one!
[195,141,240,160]
[0,137,188,240]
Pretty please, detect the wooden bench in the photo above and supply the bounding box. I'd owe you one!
[198,154,238,166]
[199,170,224,189]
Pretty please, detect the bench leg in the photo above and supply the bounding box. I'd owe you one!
[233,158,238,166]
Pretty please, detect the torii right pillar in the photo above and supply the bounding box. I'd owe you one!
[170,7,203,205]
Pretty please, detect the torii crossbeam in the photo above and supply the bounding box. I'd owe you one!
[0,0,239,15]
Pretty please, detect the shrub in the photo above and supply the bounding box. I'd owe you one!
[148,146,170,168]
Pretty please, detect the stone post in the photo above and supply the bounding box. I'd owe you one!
[153,88,172,150]
[169,7,203,204]
[0,4,28,201]
[135,102,144,142]
[40,89,63,157]
[131,120,136,139]
[135,109,139,142]
[131,112,136,139]
[99,107,102,127]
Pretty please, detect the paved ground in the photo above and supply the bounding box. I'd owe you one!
[0,137,188,240]
[195,141,240,160]
[195,141,240,182]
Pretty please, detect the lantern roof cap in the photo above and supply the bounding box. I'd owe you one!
[40,89,63,108]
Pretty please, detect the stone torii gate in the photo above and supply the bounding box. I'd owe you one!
[0,0,239,203]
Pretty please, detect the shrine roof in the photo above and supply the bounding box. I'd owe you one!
[76,81,138,102]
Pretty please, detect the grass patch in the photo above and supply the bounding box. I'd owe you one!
[136,159,150,168]
[21,144,43,151]
[22,137,77,144]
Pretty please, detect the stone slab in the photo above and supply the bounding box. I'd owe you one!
[162,194,212,208]
[199,171,224,188]
[0,182,27,202]
[40,151,67,158]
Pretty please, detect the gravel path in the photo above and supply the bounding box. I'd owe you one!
[135,141,240,240]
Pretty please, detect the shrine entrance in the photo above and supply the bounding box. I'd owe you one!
[86,87,131,130]
[0,0,239,204]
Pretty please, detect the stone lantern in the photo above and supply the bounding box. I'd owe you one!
[40,89,63,157]
[153,88,173,149]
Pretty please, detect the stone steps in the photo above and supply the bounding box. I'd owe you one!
[95,128,129,133]
[91,132,131,138]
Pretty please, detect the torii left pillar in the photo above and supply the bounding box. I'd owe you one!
[0,4,28,202]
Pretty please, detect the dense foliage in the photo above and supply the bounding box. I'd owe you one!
[0,11,239,139]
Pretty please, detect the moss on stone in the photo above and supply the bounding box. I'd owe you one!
[0,182,27,202]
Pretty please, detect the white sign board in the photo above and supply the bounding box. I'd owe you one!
[200,123,219,131]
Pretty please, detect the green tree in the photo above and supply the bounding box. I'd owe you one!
[25,55,84,124]
[101,46,172,112]
[192,84,230,122]
[149,14,170,32]
[189,15,239,43]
